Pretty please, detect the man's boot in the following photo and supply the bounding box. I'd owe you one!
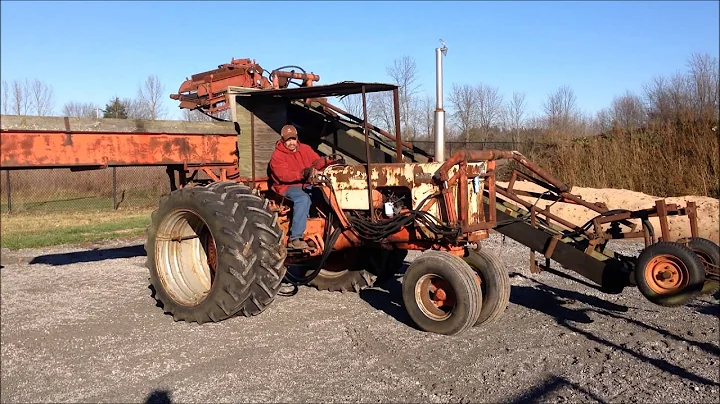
[288,238,309,250]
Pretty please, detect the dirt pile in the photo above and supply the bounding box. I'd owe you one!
[496,181,719,244]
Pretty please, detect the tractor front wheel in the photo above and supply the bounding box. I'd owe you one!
[402,251,482,336]
[462,249,511,328]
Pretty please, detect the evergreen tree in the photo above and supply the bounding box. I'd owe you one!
[103,97,128,119]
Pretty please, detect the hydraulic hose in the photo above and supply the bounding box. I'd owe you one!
[270,65,307,88]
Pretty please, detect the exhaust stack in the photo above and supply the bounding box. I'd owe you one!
[434,40,448,162]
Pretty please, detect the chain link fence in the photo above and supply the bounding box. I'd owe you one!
[1,166,170,214]
[410,140,532,157]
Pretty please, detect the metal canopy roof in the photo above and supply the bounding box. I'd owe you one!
[227,81,399,100]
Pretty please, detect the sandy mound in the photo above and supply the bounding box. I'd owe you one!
[496,180,719,244]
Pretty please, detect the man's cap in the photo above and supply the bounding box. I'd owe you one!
[281,125,297,140]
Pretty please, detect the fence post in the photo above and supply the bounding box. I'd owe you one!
[112,167,117,210]
[4,171,11,213]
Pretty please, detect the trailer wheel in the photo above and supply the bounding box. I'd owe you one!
[462,249,511,328]
[145,182,286,323]
[686,237,720,295]
[402,251,482,336]
[634,241,706,307]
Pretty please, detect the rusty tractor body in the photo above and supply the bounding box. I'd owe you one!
[1,57,717,336]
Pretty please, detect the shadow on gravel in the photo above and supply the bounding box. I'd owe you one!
[507,374,606,403]
[29,245,146,266]
[510,273,720,387]
[688,302,720,317]
[509,272,630,313]
[144,389,172,404]
[359,276,418,330]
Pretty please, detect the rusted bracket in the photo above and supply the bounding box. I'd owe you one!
[63,116,73,146]
[655,199,671,242]
[545,234,562,259]
[687,201,698,238]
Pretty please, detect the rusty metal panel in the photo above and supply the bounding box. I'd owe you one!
[324,161,487,231]
[0,115,237,134]
[0,131,238,168]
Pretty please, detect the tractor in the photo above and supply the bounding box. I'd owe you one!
[1,58,716,336]
[139,58,718,336]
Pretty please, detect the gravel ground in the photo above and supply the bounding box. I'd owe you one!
[1,233,718,403]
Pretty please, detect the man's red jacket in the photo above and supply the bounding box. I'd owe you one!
[268,140,330,195]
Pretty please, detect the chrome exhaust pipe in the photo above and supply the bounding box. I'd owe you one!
[434,39,448,162]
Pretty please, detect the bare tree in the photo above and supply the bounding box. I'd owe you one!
[643,72,693,123]
[339,94,364,119]
[62,101,102,118]
[1,80,9,115]
[30,79,54,116]
[594,107,614,134]
[686,52,719,121]
[475,84,504,139]
[542,85,579,134]
[137,74,167,120]
[610,91,646,131]
[123,97,150,120]
[448,83,477,142]
[504,91,527,142]
[386,56,421,138]
[418,94,435,141]
[11,79,31,115]
[368,91,395,136]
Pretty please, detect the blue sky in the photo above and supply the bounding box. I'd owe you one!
[1,1,718,121]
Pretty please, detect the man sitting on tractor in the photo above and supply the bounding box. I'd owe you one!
[269,124,331,250]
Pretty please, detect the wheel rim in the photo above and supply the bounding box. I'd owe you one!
[415,274,456,321]
[155,209,217,306]
[644,254,689,294]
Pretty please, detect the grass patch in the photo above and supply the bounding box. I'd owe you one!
[1,191,163,214]
[1,208,154,250]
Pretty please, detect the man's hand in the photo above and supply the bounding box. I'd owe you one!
[301,167,312,180]
[302,167,320,180]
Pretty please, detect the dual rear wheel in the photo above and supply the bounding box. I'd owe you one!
[145,182,287,323]
[401,249,511,336]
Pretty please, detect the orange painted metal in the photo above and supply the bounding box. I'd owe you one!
[170,58,273,113]
[644,254,689,294]
[272,71,320,89]
[0,131,238,169]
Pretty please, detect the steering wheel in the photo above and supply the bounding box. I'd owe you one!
[307,154,345,185]
[325,153,346,166]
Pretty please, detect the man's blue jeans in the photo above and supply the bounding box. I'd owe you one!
[283,185,312,240]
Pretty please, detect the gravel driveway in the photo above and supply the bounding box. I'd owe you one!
[1,234,718,403]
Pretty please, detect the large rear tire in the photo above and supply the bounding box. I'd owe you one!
[205,182,287,317]
[402,251,482,336]
[145,182,286,323]
[462,249,511,328]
